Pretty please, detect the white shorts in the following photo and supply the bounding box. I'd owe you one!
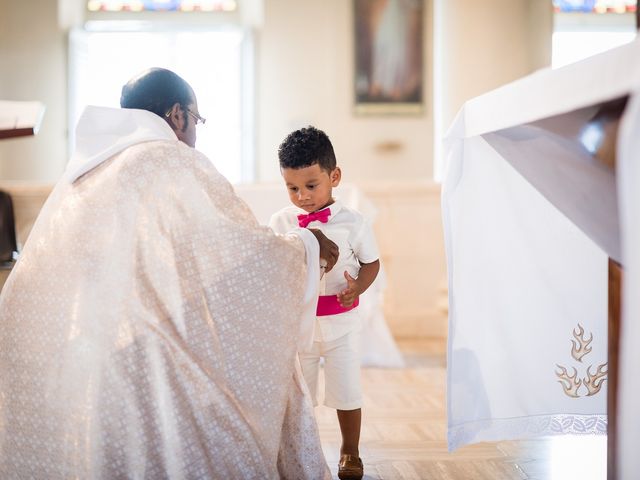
[298,330,362,410]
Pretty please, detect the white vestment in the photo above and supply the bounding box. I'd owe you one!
[0,106,330,479]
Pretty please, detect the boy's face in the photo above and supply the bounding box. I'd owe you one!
[281,163,341,213]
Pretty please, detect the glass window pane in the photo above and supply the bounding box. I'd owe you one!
[86,1,237,12]
[69,29,248,183]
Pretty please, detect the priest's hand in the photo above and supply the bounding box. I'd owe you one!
[308,228,339,272]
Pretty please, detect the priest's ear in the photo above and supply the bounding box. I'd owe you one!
[164,103,185,131]
[330,167,341,187]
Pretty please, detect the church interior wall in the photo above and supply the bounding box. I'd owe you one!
[0,0,552,339]
[0,0,68,182]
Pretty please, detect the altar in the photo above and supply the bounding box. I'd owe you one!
[442,37,640,479]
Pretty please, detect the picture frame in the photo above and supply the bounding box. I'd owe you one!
[353,0,424,115]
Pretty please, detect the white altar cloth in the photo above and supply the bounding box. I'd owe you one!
[616,87,640,480]
[442,37,640,477]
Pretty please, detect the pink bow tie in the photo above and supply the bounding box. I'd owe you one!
[297,207,331,228]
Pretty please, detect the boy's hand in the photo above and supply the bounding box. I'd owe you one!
[338,271,360,308]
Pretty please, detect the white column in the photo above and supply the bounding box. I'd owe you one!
[0,0,68,181]
[433,0,552,179]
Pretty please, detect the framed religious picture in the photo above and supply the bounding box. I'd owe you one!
[354,0,424,115]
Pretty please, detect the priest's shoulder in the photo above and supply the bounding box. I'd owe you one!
[123,140,219,176]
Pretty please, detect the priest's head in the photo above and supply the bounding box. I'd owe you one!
[120,67,204,148]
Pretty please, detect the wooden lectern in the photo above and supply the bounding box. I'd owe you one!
[584,99,625,480]
[0,101,45,140]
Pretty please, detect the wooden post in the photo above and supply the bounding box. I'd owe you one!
[587,98,626,480]
[608,259,622,480]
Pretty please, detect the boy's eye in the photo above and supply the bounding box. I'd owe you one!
[289,187,298,193]
[307,185,316,190]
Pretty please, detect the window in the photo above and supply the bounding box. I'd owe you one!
[552,1,637,68]
[553,0,636,14]
[86,1,237,12]
[69,25,254,183]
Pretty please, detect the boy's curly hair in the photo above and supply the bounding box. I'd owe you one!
[278,126,336,173]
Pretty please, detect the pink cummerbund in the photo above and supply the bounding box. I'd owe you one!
[316,295,359,316]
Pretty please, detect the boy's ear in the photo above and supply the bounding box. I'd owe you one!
[330,167,341,187]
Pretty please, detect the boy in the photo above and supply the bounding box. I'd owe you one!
[269,126,380,480]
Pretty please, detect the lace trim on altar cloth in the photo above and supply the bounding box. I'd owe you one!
[448,414,607,451]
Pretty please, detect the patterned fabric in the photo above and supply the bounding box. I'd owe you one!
[0,137,330,479]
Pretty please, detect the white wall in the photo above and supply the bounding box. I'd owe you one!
[437,0,552,132]
[0,0,551,185]
[0,0,68,181]
[256,0,434,183]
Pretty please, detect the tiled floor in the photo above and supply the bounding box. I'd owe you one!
[316,339,607,480]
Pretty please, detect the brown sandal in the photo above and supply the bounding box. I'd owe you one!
[338,454,364,480]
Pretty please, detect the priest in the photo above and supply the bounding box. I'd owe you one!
[0,68,335,479]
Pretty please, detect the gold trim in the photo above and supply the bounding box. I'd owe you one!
[555,324,607,398]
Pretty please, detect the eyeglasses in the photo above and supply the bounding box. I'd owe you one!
[186,108,206,126]
[164,107,207,126]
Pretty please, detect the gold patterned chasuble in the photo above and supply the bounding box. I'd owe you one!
[0,112,330,479]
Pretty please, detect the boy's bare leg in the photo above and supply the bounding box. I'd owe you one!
[337,408,361,456]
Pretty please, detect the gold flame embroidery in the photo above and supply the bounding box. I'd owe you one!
[555,365,582,398]
[584,363,608,396]
[571,323,593,362]
[555,324,606,398]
